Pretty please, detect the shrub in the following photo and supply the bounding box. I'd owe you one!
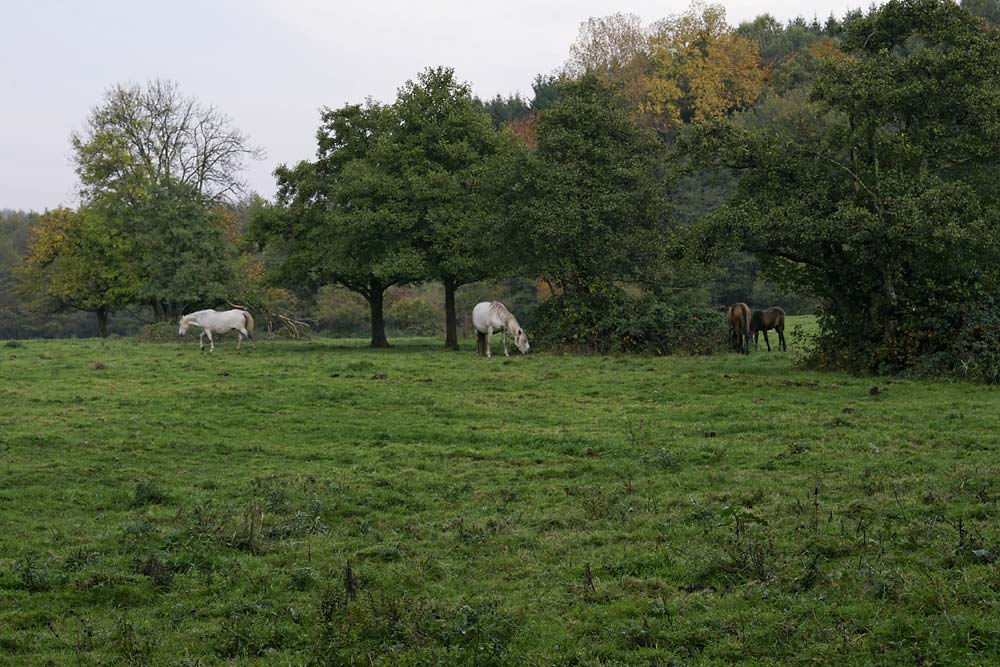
[911,296,1000,384]
[139,321,184,342]
[130,479,169,508]
[386,295,442,336]
[315,286,369,336]
[805,296,1000,383]
[532,286,727,355]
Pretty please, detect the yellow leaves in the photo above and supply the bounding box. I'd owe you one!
[642,76,684,128]
[810,36,851,62]
[642,2,765,131]
[24,208,78,267]
[213,206,242,246]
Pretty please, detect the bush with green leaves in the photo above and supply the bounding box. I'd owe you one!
[533,286,727,355]
[903,296,1000,384]
[386,295,442,336]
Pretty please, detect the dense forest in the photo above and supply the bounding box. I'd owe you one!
[4,0,1000,379]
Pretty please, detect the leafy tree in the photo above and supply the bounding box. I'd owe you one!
[565,13,651,110]
[485,74,671,293]
[529,74,562,112]
[19,208,138,336]
[252,102,423,348]
[391,67,503,349]
[689,0,1000,373]
[644,3,766,131]
[65,80,260,320]
[122,182,238,318]
[737,14,828,66]
[72,79,262,204]
[0,210,38,336]
[961,0,1000,24]
[476,93,530,127]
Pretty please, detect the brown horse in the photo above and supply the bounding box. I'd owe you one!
[750,307,787,351]
[727,303,751,354]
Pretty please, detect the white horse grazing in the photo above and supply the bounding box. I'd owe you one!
[472,301,529,357]
[178,309,255,352]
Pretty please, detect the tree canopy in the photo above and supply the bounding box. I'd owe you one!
[485,74,671,292]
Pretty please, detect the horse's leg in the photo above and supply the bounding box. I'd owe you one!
[502,328,509,357]
[236,327,249,352]
[763,330,771,352]
[206,330,214,352]
[199,331,205,351]
[778,326,787,351]
[486,327,493,358]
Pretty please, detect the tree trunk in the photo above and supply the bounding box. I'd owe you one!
[96,307,109,338]
[444,277,459,350]
[368,283,389,348]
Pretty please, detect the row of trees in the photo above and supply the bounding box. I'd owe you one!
[8,0,1000,378]
[250,65,687,348]
[251,68,503,348]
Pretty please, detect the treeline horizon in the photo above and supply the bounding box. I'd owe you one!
[4,0,1000,379]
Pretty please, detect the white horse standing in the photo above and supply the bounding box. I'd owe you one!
[178,309,255,352]
[472,301,529,357]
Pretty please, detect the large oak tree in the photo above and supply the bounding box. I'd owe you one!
[391,67,503,349]
[252,102,423,348]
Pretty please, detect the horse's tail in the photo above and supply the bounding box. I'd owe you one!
[242,310,255,340]
[742,305,751,336]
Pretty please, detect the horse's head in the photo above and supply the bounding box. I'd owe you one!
[514,327,530,354]
[178,315,190,336]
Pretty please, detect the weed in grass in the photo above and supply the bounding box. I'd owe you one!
[289,566,317,591]
[14,553,55,592]
[133,553,173,590]
[130,479,169,507]
[267,500,328,539]
[112,616,157,667]
[644,448,681,471]
[343,560,357,601]
[231,501,265,553]
[314,586,517,667]
[216,602,294,660]
[120,519,157,543]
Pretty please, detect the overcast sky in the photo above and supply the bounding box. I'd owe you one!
[2,0,866,212]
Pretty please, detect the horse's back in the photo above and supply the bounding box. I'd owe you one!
[472,302,495,334]
[728,303,751,331]
[192,308,248,332]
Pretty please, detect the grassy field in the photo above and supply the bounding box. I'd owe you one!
[2,318,999,666]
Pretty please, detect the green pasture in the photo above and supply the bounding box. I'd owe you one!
[1,324,998,666]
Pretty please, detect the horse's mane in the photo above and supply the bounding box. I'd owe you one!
[490,301,520,331]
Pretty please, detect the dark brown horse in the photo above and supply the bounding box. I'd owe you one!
[750,307,787,351]
[727,303,751,354]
